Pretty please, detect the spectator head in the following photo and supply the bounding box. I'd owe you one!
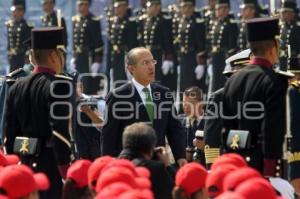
[122,122,157,159]
[223,167,262,191]
[235,178,284,199]
[173,163,208,199]
[0,165,49,199]
[62,160,93,199]
[183,86,204,119]
[205,164,237,197]
[88,156,114,190]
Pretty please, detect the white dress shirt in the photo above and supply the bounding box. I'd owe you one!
[132,78,152,105]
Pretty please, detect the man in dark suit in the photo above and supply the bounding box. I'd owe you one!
[102,47,187,167]
[118,122,173,199]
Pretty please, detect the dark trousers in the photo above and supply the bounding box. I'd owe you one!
[211,51,227,92]
[75,52,100,95]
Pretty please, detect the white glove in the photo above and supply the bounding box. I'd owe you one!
[90,62,101,77]
[269,177,295,199]
[162,60,174,75]
[69,58,77,72]
[195,64,205,80]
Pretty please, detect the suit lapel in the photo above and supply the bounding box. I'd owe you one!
[151,83,161,129]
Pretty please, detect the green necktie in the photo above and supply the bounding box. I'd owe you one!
[142,87,154,123]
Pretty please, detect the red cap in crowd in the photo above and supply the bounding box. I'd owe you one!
[0,151,19,166]
[66,159,92,188]
[0,165,49,199]
[216,192,246,199]
[102,159,138,176]
[88,156,113,189]
[205,164,238,197]
[235,177,284,199]
[118,189,154,199]
[175,163,208,196]
[135,167,151,178]
[211,153,247,170]
[96,167,138,192]
[223,167,262,191]
[95,182,133,199]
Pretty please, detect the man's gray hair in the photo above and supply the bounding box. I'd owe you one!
[125,47,148,67]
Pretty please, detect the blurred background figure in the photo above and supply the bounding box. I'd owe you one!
[5,0,33,72]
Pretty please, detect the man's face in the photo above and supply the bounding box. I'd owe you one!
[129,49,155,86]
[215,5,229,19]
[280,10,295,23]
[12,8,24,21]
[43,1,54,14]
[183,95,203,118]
[241,6,255,20]
[147,3,161,17]
[78,3,89,16]
[114,4,128,18]
[180,4,194,16]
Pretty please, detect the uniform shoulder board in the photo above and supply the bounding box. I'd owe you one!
[162,15,172,20]
[92,15,101,21]
[55,74,73,81]
[5,20,13,27]
[129,16,137,22]
[230,19,238,24]
[72,15,80,22]
[139,14,147,21]
[196,18,204,23]
[291,81,300,88]
[6,68,25,79]
[275,69,295,78]
[26,21,34,27]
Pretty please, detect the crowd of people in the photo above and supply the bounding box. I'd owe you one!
[0,0,300,199]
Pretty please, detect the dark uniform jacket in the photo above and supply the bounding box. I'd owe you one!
[222,58,288,176]
[102,82,186,161]
[210,16,238,92]
[119,149,173,199]
[5,19,33,72]
[288,81,300,180]
[4,68,72,199]
[279,21,300,70]
[137,13,174,83]
[107,15,138,83]
[72,13,103,73]
[174,14,206,92]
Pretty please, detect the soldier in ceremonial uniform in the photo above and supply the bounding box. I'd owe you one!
[201,0,216,53]
[287,58,300,194]
[6,0,33,72]
[279,0,300,71]
[222,17,292,177]
[107,0,138,87]
[4,27,73,199]
[137,0,175,90]
[133,0,147,17]
[209,0,238,93]
[72,0,104,94]
[174,0,207,94]
[41,0,68,71]
[204,49,251,169]
[237,0,263,51]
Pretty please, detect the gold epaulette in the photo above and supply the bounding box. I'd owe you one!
[204,145,220,164]
[72,15,80,22]
[92,15,101,21]
[291,81,300,88]
[196,18,204,23]
[5,20,13,27]
[288,152,300,163]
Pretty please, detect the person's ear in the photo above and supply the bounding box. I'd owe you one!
[127,65,135,74]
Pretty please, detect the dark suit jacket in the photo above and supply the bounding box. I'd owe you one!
[102,82,185,161]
